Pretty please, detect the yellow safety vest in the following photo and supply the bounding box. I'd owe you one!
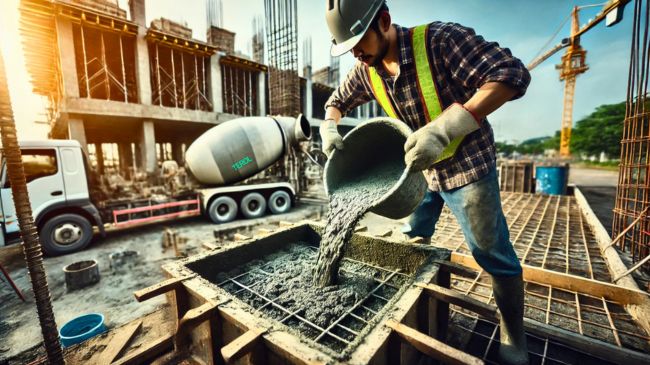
[368,24,465,164]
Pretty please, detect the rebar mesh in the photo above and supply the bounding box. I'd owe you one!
[613,0,650,273]
[448,310,619,365]
[424,192,650,352]
[216,245,409,353]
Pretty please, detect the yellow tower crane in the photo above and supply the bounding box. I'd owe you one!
[527,0,631,157]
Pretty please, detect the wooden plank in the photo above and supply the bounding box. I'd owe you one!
[97,320,142,365]
[133,275,194,302]
[112,334,174,365]
[385,319,484,365]
[416,283,498,319]
[433,259,478,279]
[179,301,219,326]
[574,186,650,334]
[221,328,265,364]
[202,241,218,250]
[451,252,650,305]
[573,186,645,291]
[234,233,251,241]
[522,317,650,365]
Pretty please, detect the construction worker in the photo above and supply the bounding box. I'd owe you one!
[322,1,530,364]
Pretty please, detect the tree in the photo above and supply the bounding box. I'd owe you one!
[570,102,625,157]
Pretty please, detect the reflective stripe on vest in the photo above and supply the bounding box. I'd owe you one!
[368,66,398,118]
[368,24,465,164]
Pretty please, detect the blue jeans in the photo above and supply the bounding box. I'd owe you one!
[402,168,522,277]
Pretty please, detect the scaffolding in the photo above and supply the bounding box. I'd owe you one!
[72,22,138,102]
[147,35,213,111]
[220,56,265,116]
[264,0,301,116]
[613,0,650,274]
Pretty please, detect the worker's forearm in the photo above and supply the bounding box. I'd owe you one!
[463,82,518,121]
[324,106,343,124]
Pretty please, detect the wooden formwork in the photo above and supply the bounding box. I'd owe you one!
[498,160,534,193]
[119,221,496,365]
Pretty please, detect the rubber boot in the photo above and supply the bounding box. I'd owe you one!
[491,274,529,365]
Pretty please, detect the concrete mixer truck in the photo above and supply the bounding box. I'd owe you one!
[0,115,313,255]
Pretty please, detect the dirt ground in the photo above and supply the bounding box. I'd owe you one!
[0,203,323,364]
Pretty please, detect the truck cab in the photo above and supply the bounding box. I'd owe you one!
[0,140,103,255]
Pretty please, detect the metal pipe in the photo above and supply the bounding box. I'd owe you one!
[156,43,162,106]
[100,32,110,100]
[171,47,178,108]
[181,53,186,109]
[119,34,127,102]
[80,24,91,97]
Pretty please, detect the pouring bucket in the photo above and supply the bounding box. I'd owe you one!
[323,117,427,219]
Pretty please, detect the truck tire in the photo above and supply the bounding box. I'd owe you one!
[268,190,292,214]
[240,192,267,219]
[40,214,93,256]
[208,196,238,223]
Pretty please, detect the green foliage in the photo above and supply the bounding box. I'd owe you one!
[495,102,625,157]
[570,102,625,157]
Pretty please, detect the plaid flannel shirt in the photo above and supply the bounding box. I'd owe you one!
[325,22,531,191]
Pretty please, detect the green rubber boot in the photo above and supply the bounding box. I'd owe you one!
[491,274,529,365]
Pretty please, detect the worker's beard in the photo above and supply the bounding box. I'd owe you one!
[370,30,390,68]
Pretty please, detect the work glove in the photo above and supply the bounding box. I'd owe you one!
[320,119,344,156]
[404,103,480,171]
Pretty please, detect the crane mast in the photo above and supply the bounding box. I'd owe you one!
[557,6,589,157]
[527,0,630,157]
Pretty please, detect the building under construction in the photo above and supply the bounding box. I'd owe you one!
[18,0,360,183]
[6,1,650,365]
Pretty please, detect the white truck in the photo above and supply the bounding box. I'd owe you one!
[0,115,313,255]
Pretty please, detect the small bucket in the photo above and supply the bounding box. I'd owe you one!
[324,117,427,219]
[59,313,107,347]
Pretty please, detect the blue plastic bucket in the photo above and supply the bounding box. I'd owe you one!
[535,165,569,195]
[59,313,107,347]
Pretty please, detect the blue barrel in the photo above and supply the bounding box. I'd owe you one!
[535,165,569,195]
[59,313,107,347]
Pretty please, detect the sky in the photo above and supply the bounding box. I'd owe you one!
[0,0,636,143]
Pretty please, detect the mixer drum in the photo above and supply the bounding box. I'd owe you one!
[185,115,311,185]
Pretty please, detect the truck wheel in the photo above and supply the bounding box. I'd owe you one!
[208,196,238,223]
[240,192,267,219]
[268,190,292,214]
[40,214,93,256]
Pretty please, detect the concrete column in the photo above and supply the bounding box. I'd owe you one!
[95,143,105,175]
[138,120,157,174]
[258,71,267,116]
[134,143,143,170]
[130,0,152,105]
[55,17,79,98]
[210,52,224,113]
[68,118,88,155]
[129,0,146,26]
[171,142,184,165]
[302,66,312,119]
[118,143,133,180]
